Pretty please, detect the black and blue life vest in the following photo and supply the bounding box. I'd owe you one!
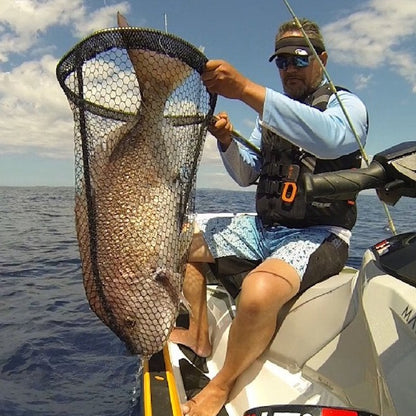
[256,83,363,229]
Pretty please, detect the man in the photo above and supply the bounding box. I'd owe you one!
[170,18,368,416]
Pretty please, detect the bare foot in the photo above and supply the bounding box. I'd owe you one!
[182,380,229,416]
[169,327,212,358]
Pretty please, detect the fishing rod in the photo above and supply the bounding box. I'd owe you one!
[281,0,397,235]
[282,0,369,166]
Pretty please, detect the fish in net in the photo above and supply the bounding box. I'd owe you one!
[56,14,216,358]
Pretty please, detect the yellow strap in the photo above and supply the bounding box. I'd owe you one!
[142,359,152,416]
[163,345,183,416]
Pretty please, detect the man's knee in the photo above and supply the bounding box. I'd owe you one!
[242,258,301,308]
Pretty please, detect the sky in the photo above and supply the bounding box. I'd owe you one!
[0,0,415,190]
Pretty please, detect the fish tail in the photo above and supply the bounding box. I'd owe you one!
[117,12,193,106]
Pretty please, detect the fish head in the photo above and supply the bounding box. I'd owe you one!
[100,265,183,358]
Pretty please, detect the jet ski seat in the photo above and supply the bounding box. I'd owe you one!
[268,267,359,372]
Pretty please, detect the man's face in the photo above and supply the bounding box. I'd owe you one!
[277,31,328,100]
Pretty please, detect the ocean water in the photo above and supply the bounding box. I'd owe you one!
[0,186,415,416]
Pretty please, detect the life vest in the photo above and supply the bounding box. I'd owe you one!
[256,84,363,229]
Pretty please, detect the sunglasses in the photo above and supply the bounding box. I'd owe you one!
[274,55,312,70]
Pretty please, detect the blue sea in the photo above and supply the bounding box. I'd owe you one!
[1,186,415,416]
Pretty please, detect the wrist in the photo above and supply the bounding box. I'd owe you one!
[219,136,232,151]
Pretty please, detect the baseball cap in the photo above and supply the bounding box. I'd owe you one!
[269,36,325,62]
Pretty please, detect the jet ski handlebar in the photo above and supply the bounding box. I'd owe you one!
[303,141,416,205]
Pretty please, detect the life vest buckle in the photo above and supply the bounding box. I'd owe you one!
[281,181,297,203]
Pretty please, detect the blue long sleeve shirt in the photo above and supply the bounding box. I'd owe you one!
[220,86,368,187]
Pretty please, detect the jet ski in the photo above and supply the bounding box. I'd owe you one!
[142,141,416,416]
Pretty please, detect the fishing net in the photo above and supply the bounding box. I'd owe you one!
[56,25,216,357]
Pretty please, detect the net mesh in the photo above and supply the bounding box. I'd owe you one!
[57,27,216,357]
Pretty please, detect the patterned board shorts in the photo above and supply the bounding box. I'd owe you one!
[195,213,346,282]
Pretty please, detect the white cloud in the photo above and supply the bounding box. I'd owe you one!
[0,54,73,157]
[353,73,373,90]
[200,132,220,163]
[241,117,255,133]
[197,150,242,190]
[391,51,416,93]
[0,0,132,159]
[323,0,416,91]
[198,129,259,190]
[71,2,133,38]
[0,0,130,63]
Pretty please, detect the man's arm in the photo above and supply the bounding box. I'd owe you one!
[219,119,262,186]
[209,113,262,187]
[261,89,368,159]
[202,60,266,115]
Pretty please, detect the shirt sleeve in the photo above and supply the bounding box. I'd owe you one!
[218,117,262,187]
[261,87,368,159]
[217,86,368,186]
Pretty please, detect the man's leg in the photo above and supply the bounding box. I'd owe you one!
[182,258,300,416]
[170,228,215,357]
[170,262,212,357]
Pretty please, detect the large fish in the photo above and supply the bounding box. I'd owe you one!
[74,14,206,358]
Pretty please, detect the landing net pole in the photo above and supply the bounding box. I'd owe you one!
[282,0,397,235]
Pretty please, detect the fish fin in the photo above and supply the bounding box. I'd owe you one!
[117,11,129,27]
[180,291,193,317]
[152,267,192,316]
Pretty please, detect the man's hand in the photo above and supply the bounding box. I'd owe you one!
[202,60,246,100]
[209,112,233,151]
[202,60,266,115]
